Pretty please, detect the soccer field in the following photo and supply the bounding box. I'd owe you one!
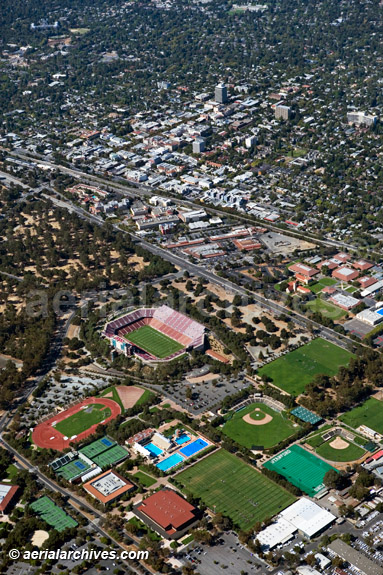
[340,397,383,434]
[177,450,295,530]
[55,404,111,437]
[258,338,353,396]
[222,403,298,449]
[125,325,184,358]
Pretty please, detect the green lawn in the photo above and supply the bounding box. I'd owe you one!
[55,404,111,437]
[100,386,125,412]
[316,440,365,463]
[306,298,347,320]
[133,471,157,488]
[222,403,298,449]
[258,338,353,396]
[340,397,383,434]
[135,388,155,406]
[125,325,184,358]
[309,277,337,294]
[6,464,18,481]
[177,450,295,530]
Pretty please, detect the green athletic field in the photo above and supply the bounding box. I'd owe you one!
[125,325,184,358]
[340,397,383,434]
[305,298,347,320]
[264,444,337,496]
[177,450,295,530]
[316,439,365,463]
[222,403,299,449]
[55,404,111,437]
[258,338,353,396]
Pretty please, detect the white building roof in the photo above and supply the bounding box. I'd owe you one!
[279,498,335,538]
[297,567,321,575]
[256,517,296,549]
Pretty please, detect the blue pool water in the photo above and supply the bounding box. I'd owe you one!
[156,453,184,471]
[376,308,383,316]
[180,439,208,457]
[145,442,163,457]
[175,434,190,445]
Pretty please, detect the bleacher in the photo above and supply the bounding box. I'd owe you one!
[103,306,205,360]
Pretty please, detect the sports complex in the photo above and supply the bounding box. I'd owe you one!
[222,401,299,450]
[177,449,295,530]
[103,305,205,362]
[264,444,337,497]
[258,338,353,396]
[340,397,383,436]
[32,397,121,451]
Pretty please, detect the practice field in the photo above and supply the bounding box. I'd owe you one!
[340,397,383,435]
[258,338,353,396]
[305,298,347,320]
[316,439,365,463]
[264,444,337,497]
[222,403,298,449]
[55,403,111,437]
[125,325,184,359]
[177,450,295,530]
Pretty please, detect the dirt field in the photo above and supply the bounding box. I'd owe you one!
[116,385,145,409]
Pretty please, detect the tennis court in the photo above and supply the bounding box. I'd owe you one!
[30,496,78,532]
[56,458,91,481]
[264,444,337,496]
[92,444,129,467]
[79,437,116,459]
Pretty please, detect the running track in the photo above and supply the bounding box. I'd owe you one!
[32,397,121,451]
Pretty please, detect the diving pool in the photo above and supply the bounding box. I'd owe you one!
[179,438,208,457]
[145,442,163,457]
[156,453,184,472]
[175,434,190,445]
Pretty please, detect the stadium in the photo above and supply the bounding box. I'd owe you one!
[103,305,205,362]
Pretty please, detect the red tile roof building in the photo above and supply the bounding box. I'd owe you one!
[0,484,19,515]
[332,267,359,282]
[135,489,199,539]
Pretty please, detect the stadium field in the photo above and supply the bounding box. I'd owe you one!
[258,338,353,396]
[264,444,337,496]
[125,325,184,358]
[340,397,383,434]
[222,403,298,449]
[316,440,365,463]
[177,449,295,530]
[55,404,111,437]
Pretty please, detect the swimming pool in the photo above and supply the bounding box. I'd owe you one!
[376,308,383,316]
[179,438,208,457]
[175,434,190,445]
[156,453,184,472]
[145,442,163,457]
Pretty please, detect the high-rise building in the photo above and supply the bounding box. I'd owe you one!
[275,104,292,120]
[215,82,228,104]
[192,138,205,153]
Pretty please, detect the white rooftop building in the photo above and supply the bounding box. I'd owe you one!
[256,499,335,550]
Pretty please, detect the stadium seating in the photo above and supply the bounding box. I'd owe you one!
[103,306,205,361]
